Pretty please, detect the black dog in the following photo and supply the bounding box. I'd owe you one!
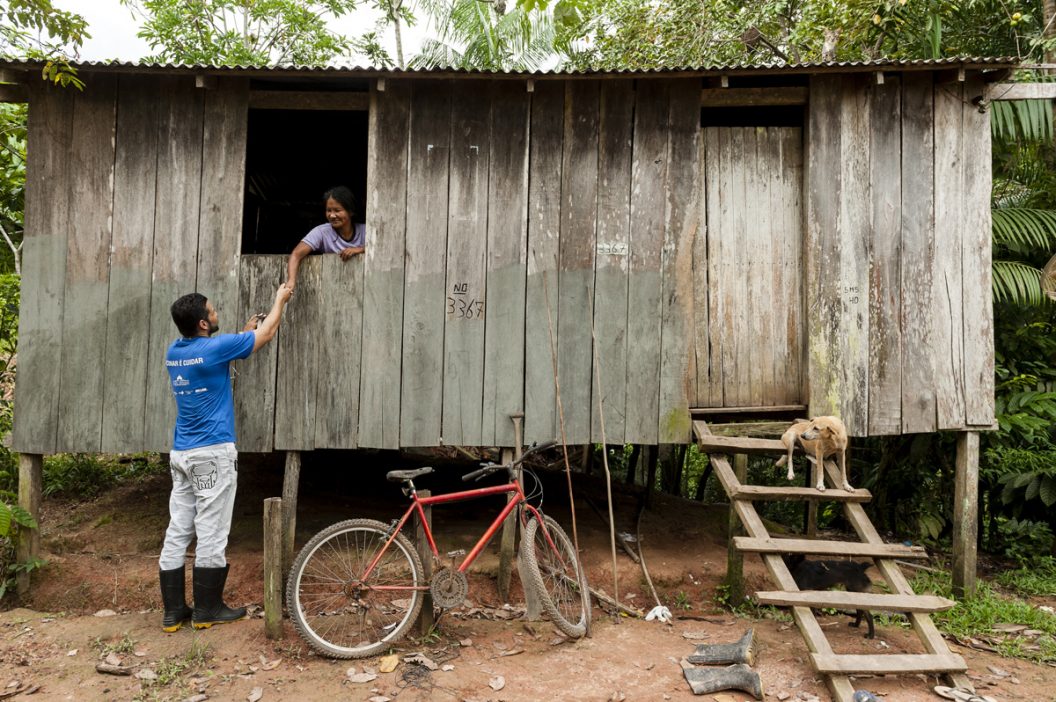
[783,554,875,638]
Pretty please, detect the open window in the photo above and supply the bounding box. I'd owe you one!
[242,92,369,254]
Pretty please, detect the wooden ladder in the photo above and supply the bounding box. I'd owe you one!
[693,421,973,702]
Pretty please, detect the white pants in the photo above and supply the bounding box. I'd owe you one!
[158,442,238,570]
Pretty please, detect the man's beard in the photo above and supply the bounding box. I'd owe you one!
[208,322,219,335]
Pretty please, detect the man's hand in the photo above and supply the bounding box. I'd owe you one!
[284,279,296,295]
[340,246,364,261]
[242,313,266,332]
[276,283,293,304]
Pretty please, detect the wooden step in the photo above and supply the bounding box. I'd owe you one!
[695,432,788,456]
[733,537,928,559]
[811,652,967,675]
[732,485,871,502]
[755,590,956,613]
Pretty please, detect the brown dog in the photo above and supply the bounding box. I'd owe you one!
[774,416,850,491]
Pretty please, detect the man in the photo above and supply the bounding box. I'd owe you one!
[159,284,292,631]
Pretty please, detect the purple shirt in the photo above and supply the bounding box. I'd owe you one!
[301,223,365,253]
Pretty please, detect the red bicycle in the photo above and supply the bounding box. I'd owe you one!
[286,442,590,659]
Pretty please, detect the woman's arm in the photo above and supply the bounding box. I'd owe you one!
[339,246,365,261]
[286,242,314,291]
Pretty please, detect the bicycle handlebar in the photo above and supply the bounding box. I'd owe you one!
[460,440,558,482]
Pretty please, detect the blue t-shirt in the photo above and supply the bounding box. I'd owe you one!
[166,333,255,451]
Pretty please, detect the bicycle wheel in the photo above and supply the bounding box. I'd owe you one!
[521,513,590,638]
[287,518,424,659]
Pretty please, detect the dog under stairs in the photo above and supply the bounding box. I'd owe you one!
[693,420,973,702]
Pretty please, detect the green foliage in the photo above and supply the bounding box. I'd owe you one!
[0,105,25,276]
[41,453,163,499]
[996,555,1056,596]
[0,0,88,86]
[122,0,364,67]
[994,516,1054,564]
[991,99,1054,144]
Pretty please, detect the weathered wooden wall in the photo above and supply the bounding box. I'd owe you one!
[13,70,995,454]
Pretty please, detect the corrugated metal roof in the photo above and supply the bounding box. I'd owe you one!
[0,55,1020,79]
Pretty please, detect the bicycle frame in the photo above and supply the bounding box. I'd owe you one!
[359,477,559,590]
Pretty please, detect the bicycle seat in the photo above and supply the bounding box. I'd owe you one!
[385,467,434,482]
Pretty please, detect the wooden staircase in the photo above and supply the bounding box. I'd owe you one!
[693,420,973,702]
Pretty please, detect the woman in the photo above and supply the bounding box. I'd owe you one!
[286,186,365,292]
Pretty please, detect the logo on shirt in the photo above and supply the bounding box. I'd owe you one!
[173,375,189,387]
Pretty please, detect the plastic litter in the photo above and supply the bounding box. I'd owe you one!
[645,605,672,623]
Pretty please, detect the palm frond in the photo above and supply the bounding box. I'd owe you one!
[993,260,1044,306]
[991,99,1053,143]
[992,208,1056,253]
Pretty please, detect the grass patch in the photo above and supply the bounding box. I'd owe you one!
[996,556,1056,597]
[42,453,165,499]
[154,639,211,686]
[92,633,136,657]
[912,569,1056,663]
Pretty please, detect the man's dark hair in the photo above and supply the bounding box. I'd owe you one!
[171,293,209,338]
[323,185,359,220]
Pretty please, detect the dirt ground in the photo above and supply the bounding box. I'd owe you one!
[2,451,1055,702]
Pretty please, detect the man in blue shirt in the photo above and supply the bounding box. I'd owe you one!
[159,284,292,632]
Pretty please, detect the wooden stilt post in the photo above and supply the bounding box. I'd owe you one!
[805,463,819,538]
[16,453,42,596]
[416,489,434,634]
[724,453,748,605]
[497,447,517,601]
[263,497,283,639]
[952,431,979,599]
[281,450,300,593]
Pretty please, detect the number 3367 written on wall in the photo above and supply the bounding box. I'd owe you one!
[447,282,485,320]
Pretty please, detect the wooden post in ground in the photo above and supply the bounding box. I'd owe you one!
[263,497,283,639]
[416,489,434,634]
[952,431,979,599]
[497,447,517,601]
[724,453,748,605]
[281,451,301,592]
[16,453,43,596]
[805,463,819,538]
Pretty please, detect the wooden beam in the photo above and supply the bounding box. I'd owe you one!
[990,82,1056,100]
[725,454,748,604]
[756,590,956,613]
[952,431,979,599]
[695,433,787,455]
[16,453,42,595]
[416,489,434,635]
[701,86,807,107]
[733,536,928,559]
[732,484,871,502]
[0,69,27,84]
[692,404,806,415]
[0,84,27,102]
[497,447,516,601]
[263,497,283,639]
[811,653,966,675]
[249,90,369,110]
[704,421,789,438]
[281,450,300,595]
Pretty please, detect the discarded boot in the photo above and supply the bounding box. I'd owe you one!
[682,663,763,699]
[687,628,755,666]
[192,565,247,629]
[159,566,193,632]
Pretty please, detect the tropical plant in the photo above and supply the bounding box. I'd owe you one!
[0,0,88,86]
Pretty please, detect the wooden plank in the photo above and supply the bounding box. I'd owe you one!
[625,79,667,444]
[933,80,967,430]
[952,431,979,598]
[805,75,842,420]
[15,454,42,595]
[696,434,786,455]
[836,75,870,436]
[745,127,770,407]
[867,77,903,435]
[523,80,563,444]
[757,590,955,612]
[692,404,806,415]
[233,255,284,453]
[0,84,27,103]
[101,76,160,452]
[400,81,451,447]
[57,75,118,452]
[143,76,205,451]
[705,420,789,437]
[733,537,928,559]
[658,79,700,442]
[693,119,719,407]
[733,485,872,502]
[314,256,364,448]
[12,82,73,454]
[726,128,751,407]
[441,82,490,447]
[249,90,369,110]
[900,73,937,433]
[702,128,726,408]
[811,653,966,675]
[700,87,807,106]
[590,80,633,444]
[768,128,794,405]
[556,80,599,445]
[273,256,320,450]
[989,82,1056,100]
[359,80,410,449]
[962,76,995,426]
[783,129,805,406]
[197,77,249,333]
[481,82,529,447]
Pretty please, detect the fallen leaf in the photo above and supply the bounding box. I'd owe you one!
[777,693,791,701]
[247,687,263,702]
[992,623,1027,633]
[712,695,738,702]
[259,658,280,671]
[182,695,208,702]
[441,664,454,672]
[367,697,391,702]
[499,648,524,657]
[987,665,1011,678]
[489,676,505,691]
[94,609,117,618]
[681,631,708,640]
[402,653,438,670]
[608,692,626,702]
[66,649,77,657]
[378,654,399,673]
[135,669,158,681]
[459,639,473,647]
[104,652,123,667]
[347,673,378,684]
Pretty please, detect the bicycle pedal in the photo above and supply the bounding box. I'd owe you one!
[446,549,466,558]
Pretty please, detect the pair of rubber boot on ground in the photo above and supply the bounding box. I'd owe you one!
[159,565,247,632]
[681,629,763,699]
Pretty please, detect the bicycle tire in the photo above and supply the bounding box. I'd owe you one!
[286,518,425,659]
[521,513,590,638]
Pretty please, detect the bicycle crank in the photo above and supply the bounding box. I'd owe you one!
[430,568,469,609]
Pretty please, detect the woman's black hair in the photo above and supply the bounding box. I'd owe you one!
[171,292,209,338]
[323,185,359,220]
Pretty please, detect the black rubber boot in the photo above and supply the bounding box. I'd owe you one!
[191,565,247,629]
[159,566,193,633]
